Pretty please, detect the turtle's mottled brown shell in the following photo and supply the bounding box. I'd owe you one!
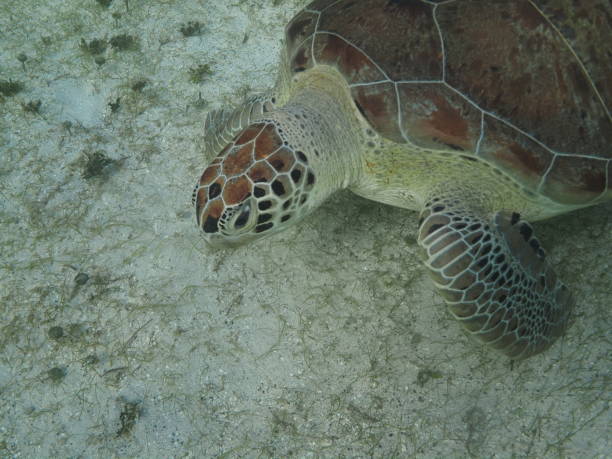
[285,0,611,205]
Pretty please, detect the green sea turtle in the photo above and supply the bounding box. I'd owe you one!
[194,0,611,359]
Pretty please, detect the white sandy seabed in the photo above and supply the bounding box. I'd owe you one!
[0,0,610,457]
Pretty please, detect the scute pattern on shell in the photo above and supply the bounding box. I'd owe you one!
[286,0,611,205]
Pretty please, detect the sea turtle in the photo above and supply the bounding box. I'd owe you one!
[193,0,611,359]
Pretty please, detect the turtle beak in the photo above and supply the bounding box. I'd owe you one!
[203,230,259,249]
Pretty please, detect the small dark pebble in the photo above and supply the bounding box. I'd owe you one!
[48,326,64,340]
[48,367,67,382]
[75,272,90,285]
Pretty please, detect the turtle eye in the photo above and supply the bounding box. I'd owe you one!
[232,202,251,230]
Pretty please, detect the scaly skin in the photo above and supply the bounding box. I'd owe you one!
[417,196,572,359]
[194,64,574,359]
[194,67,364,247]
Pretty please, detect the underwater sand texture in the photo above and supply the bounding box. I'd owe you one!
[0,0,610,457]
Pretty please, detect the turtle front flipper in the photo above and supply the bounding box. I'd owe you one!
[417,198,573,359]
[204,94,276,157]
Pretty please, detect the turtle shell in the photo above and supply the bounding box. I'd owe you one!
[285,0,612,205]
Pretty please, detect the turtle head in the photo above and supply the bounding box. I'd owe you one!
[193,120,318,248]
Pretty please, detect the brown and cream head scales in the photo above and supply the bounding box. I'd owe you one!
[193,120,317,247]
